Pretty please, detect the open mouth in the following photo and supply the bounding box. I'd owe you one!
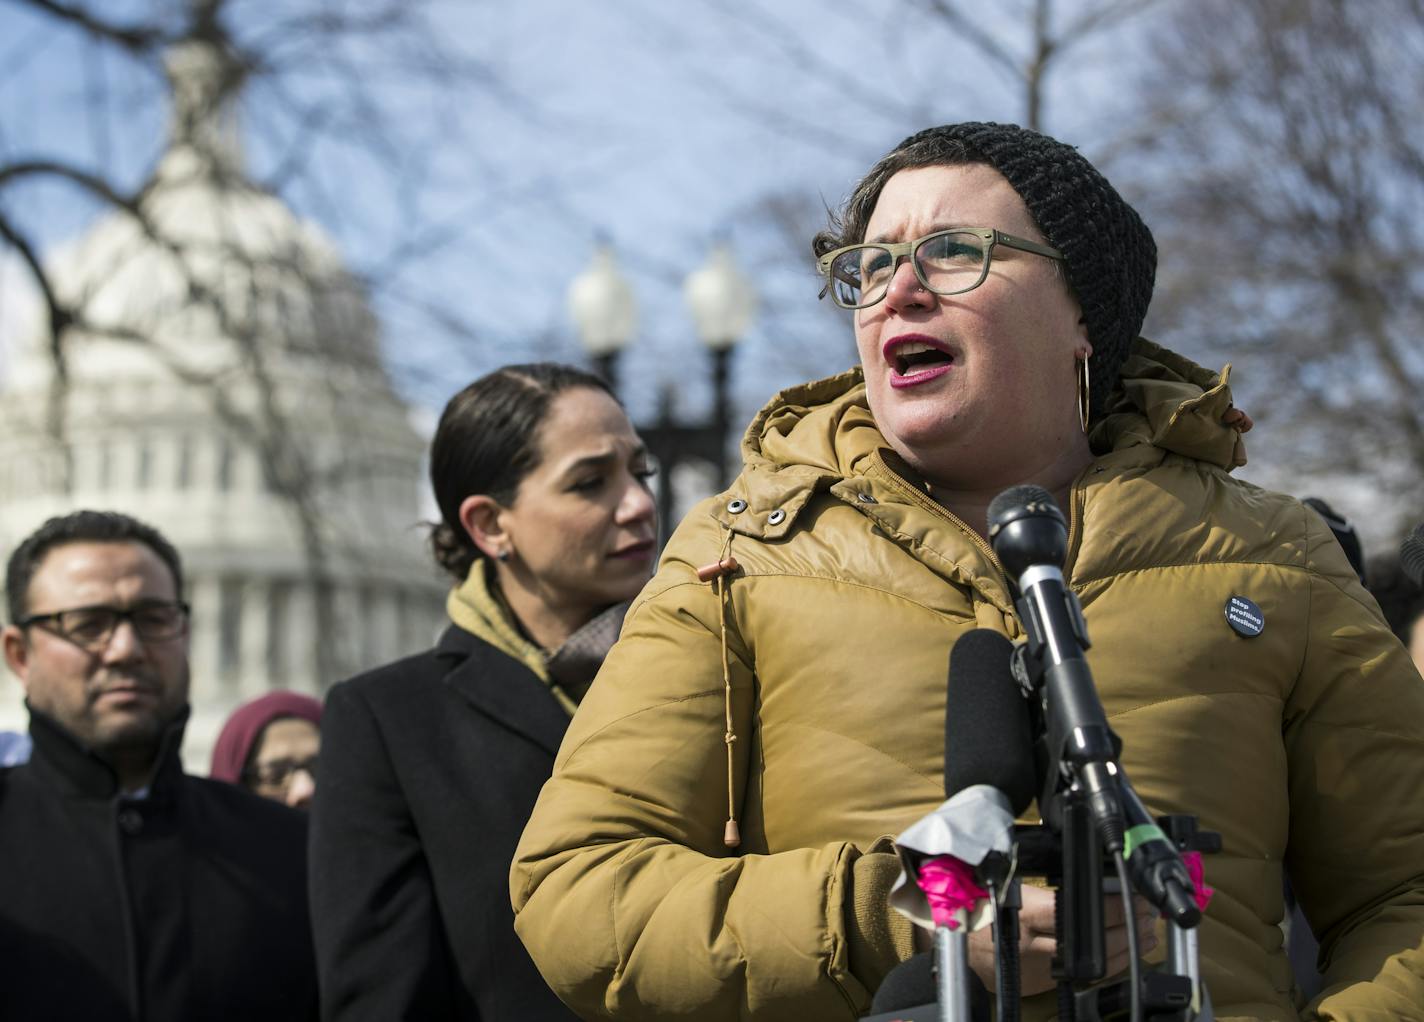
[893,342,954,377]
[885,338,956,387]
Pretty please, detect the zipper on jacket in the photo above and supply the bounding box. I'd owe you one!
[867,452,1013,596]
[868,451,1094,592]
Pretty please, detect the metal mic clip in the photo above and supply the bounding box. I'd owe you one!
[1009,641,1038,698]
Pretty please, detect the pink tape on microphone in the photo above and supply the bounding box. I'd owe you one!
[1181,851,1215,912]
[916,856,989,930]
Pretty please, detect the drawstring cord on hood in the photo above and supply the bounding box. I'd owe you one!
[696,527,742,848]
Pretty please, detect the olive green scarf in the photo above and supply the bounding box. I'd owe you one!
[445,559,628,717]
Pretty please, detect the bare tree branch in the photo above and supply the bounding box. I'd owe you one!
[1136,0,1424,539]
[4,0,170,52]
[0,0,492,682]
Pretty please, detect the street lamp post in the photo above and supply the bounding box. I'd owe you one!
[683,243,758,485]
[568,241,757,541]
[567,242,636,393]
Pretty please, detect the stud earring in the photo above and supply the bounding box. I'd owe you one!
[495,548,511,563]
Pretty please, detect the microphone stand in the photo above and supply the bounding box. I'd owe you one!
[1014,645,1212,1021]
[1015,814,1211,1022]
[989,487,1214,1021]
[1159,815,1220,1019]
[934,922,974,1022]
[993,878,1023,1022]
[981,852,1022,1022]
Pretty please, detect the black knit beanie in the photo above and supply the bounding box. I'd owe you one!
[885,122,1156,415]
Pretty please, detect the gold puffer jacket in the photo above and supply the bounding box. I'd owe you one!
[512,339,1424,1021]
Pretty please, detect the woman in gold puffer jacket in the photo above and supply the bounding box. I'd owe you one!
[512,123,1424,1022]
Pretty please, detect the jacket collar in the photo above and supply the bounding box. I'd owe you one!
[24,703,190,802]
[720,337,1244,526]
[710,366,879,541]
[434,626,569,757]
[704,338,1244,608]
[445,559,549,683]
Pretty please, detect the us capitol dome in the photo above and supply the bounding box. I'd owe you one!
[0,40,446,771]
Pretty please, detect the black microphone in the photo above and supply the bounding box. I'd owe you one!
[1401,522,1424,589]
[945,628,1037,813]
[870,632,1043,1020]
[919,629,1031,1022]
[945,627,1036,1015]
[988,485,1202,928]
[1118,772,1203,928]
[987,485,1124,854]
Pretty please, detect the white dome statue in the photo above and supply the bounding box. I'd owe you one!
[0,34,446,773]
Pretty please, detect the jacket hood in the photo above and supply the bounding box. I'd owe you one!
[736,337,1245,495]
[1092,337,1247,470]
[209,691,323,784]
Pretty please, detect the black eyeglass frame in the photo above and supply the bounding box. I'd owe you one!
[243,754,320,790]
[816,226,1064,310]
[17,599,191,650]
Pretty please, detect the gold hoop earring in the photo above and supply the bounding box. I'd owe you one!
[1077,357,1091,434]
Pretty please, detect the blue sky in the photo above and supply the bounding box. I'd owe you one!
[0,1,1157,433]
[6,1,1414,545]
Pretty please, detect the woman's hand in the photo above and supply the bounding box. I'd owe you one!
[965,884,1158,996]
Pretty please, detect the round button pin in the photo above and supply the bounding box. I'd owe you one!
[1225,595,1265,638]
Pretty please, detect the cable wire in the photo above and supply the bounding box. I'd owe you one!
[1112,851,1142,1022]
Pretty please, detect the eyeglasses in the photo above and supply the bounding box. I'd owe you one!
[817,226,1064,310]
[244,755,319,790]
[18,600,190,651]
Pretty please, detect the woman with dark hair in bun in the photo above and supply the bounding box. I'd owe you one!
[310,363,656,1020]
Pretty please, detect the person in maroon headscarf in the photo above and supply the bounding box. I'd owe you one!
[211,691,322,810]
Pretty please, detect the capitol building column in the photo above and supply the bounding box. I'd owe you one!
[188,573,223,703]
[239,576,270,699]
[287,581,320,698]
[373,587,401,674]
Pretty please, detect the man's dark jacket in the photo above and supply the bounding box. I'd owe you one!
[0,706,317,1020]
[309,625,579,1020]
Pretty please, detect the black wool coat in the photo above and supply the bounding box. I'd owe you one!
[0,707,317,1021]
[309,625,580,1021]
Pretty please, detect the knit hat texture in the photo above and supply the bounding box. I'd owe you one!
[897,122,1156,413]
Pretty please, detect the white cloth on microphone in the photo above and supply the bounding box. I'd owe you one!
[888,784,1016,933]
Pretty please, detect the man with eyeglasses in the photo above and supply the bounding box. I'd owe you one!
[0,510,317,1021]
